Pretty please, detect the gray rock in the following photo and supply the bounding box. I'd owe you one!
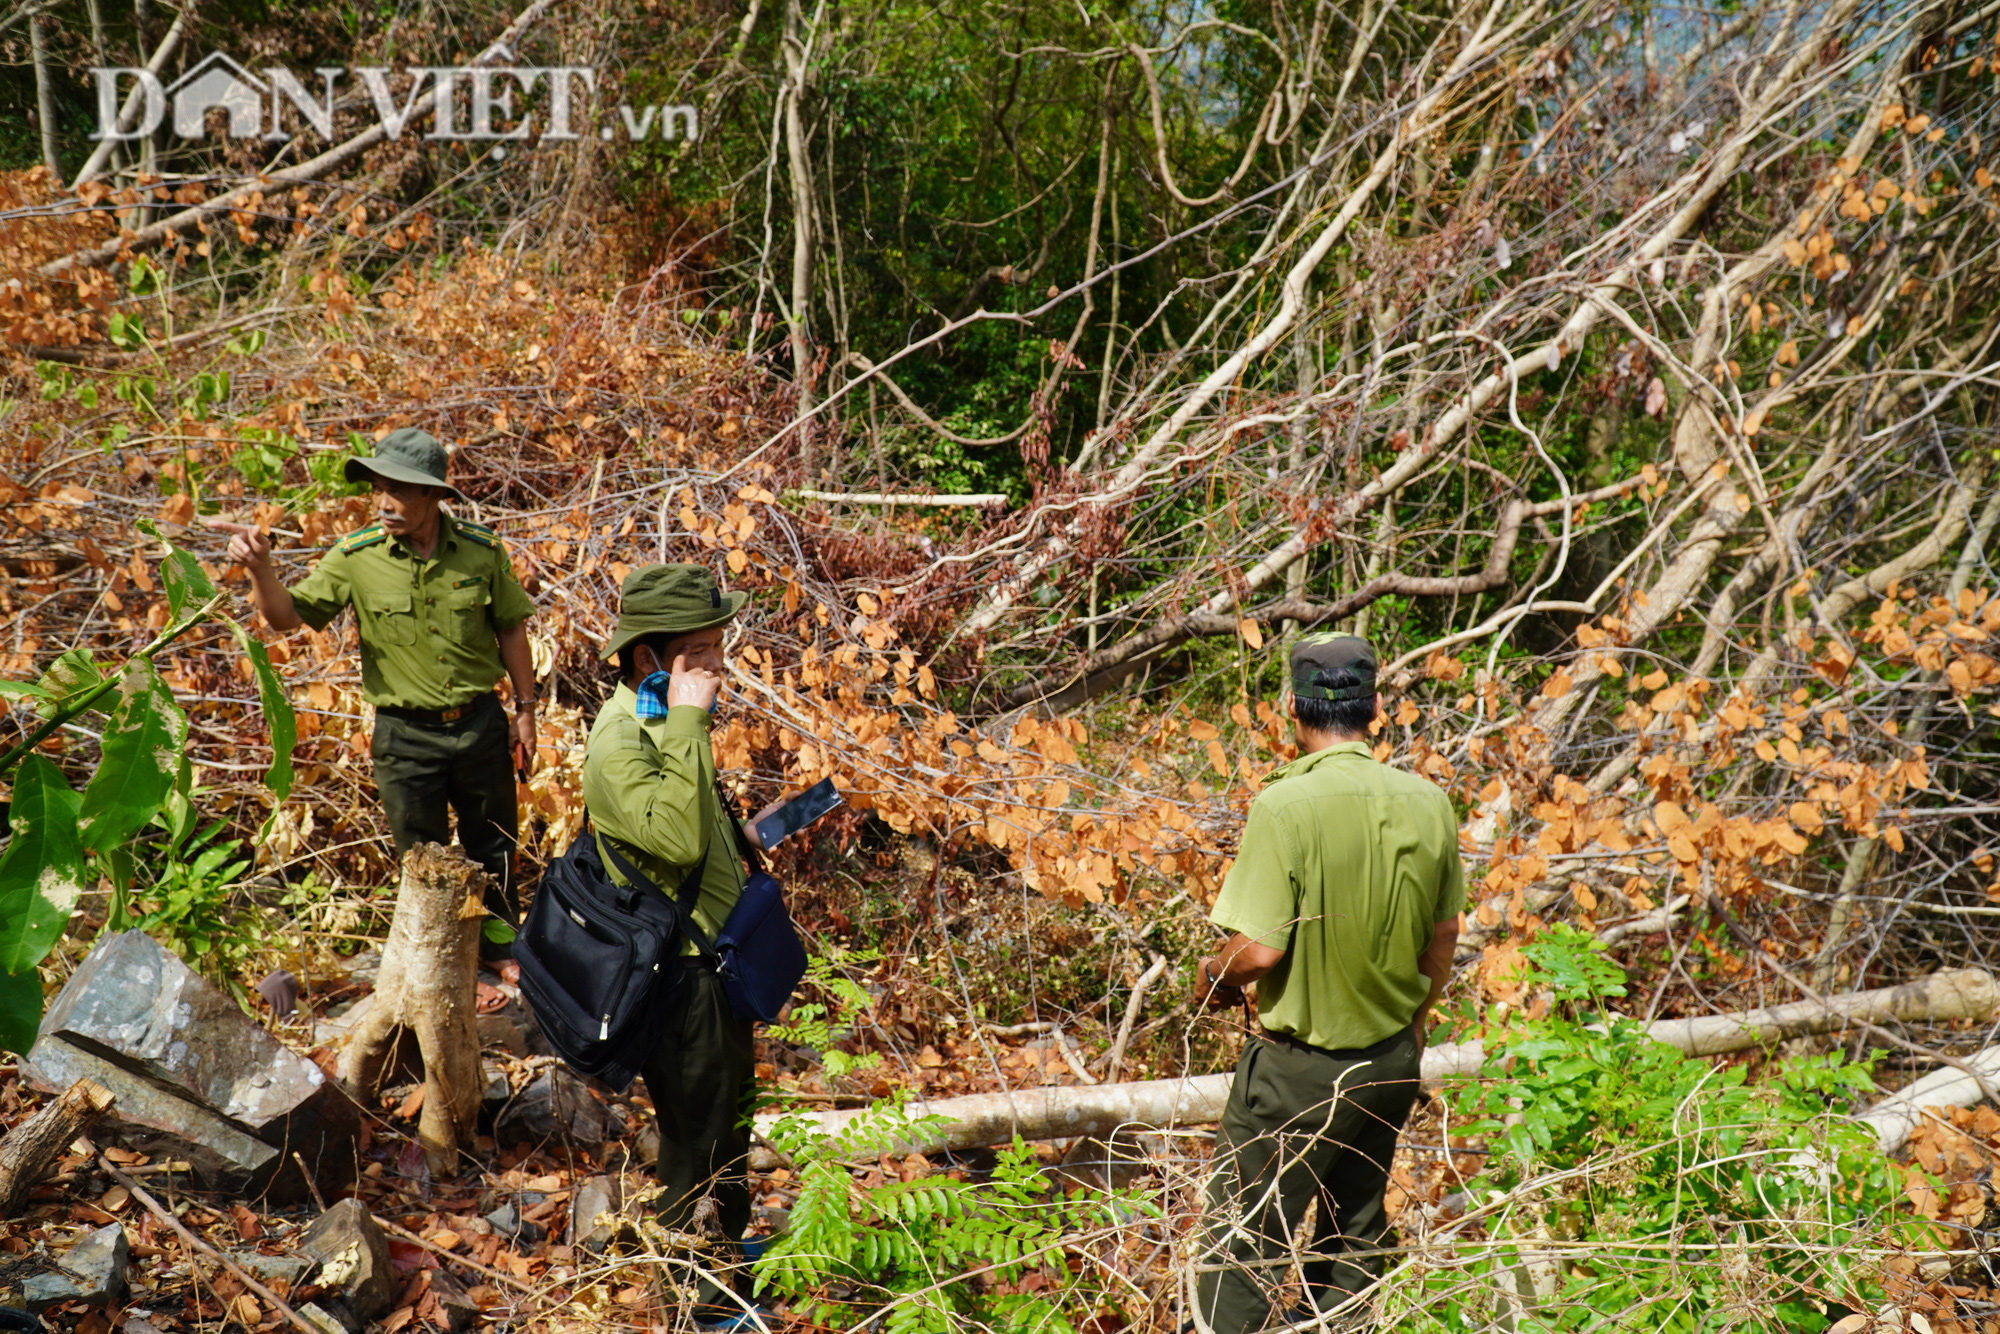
[568,1176,620,1253]
[426,1269,481,1333]
[22,1222,128,1311]
[27,931,359,1200]
[311,994,371,1046]
[230,1251,316,1288]
[482,1201,544,1246]
[494,1068,620,1149]
[20,1038,283,1195]
[342,949,382,987]
[297,1199,394,1324]
[480,1062,510,1109]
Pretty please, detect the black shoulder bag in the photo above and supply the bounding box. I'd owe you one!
[515,826,714,1092]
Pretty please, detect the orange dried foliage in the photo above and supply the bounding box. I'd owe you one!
[0,169,116,347]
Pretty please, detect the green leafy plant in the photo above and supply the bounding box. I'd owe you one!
[756,1098,1147,1334]
[1386,926,1918,1332]
[767,947,885,1079]
[130,795,260,995]
[229,426,297,492]
[303,433,375,498]
[0,524,295,1051]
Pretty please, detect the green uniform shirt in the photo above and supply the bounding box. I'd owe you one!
[287,514,535,709]
[580,683,746,946]
[1210,741,1465,1051]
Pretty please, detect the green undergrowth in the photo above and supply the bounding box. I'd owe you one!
[755,1096,1153,1334]
[1386,927,1923,1331]
[0,523,295,1044]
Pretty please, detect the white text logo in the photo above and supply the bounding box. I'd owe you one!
[90,51,696,149]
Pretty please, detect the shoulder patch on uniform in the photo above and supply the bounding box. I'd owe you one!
[455,520,501,550]
[334,523,388,554]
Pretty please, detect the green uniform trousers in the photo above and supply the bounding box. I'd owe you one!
[370,694,520,924]
[642,965,757,1314]
[1195,1026,1421,1334]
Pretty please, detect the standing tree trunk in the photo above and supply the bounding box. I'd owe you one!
[338,844,487,1176]
[781,0,819,480]
[30,16,60,180]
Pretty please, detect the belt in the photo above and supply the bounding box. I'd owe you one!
[376,694,494,728]
[1259,1026,1407,1062]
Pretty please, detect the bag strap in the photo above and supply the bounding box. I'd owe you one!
[595,823,721,966]
[713,778,767,875]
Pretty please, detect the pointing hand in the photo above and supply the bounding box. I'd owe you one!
[201,518,272,572]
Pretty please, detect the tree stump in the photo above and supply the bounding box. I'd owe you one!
[0,1077,113,1217]
[339,843,488,1175]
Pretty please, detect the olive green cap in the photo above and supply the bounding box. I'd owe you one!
[344,428,463,499]
[601,563,749,659]
[1289,633,1377,701]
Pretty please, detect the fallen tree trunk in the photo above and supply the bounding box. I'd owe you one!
[338,843,487,1176]
[753,968,1998,1165]
[1645,967,1999,1056]
[1857,1046,2000,1155]
[0,1077,113,1217]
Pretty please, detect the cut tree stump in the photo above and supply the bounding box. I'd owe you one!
[338,843,488,1175]
[0,1077,113,1217]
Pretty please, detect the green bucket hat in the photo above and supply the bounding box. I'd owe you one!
[1289,633,1378,701]
[344,428,463,499]
[602,563,750,659]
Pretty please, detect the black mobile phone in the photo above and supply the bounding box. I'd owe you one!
[753,778,843,849]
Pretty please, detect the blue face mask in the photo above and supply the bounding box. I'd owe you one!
[635,670,674,718]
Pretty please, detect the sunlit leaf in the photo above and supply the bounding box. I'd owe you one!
[37,648,104,707]
[229,622,296,801]
[0,753,84,980]
[137,518,216,619]
[77,658,188,859]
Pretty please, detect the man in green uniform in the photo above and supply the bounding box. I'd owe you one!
[581,563,761,1328]
[1191,634,1463,1333]
[206,428,539,933]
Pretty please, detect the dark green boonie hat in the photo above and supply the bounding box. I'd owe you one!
[1289,632,1378,701]
[601,562,750,659]
[344,427,463,499]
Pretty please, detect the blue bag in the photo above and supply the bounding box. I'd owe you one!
[712,780,809,1022]
[716,869,808,1022]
